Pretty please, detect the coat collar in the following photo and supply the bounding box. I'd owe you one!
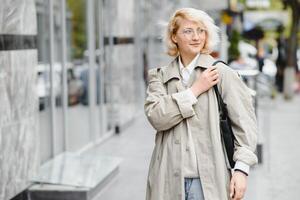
[162,57,181,83]
[195,53,216,69]
[162,54,216,84]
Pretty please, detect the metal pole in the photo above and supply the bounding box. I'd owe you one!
[49,0,56,157]
[61,0,68,151]
[87,0,96,141]
[97,0,105,137]
[148,0,154,69]
[135,0,143,110]
[107,0,117,133]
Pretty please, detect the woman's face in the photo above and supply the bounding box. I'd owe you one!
[172,18,207,57]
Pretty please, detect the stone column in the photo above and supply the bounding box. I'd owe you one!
[0,0,39,199]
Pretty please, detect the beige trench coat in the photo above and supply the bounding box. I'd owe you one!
[144,54,258,200]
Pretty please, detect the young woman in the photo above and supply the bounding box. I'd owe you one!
[144,8,258,200]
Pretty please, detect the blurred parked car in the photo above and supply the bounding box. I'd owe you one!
[67,67,84,106]
[37,63,61,111]
[74,63,102,106]
[37,63,84,111]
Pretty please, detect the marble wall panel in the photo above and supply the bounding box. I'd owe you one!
[0,50,38,127]
[110,44,137,125]
[114,0,135,36]
[112,45,135,103]
[0,116,39,200]
[0,0,39,199]
[0,4,3,32]
[0,124,22,199]
[0,0,37,34]
[0,51,39,200]
[0,52,11,126]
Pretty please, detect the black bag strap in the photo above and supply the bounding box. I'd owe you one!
[211,60,228,119]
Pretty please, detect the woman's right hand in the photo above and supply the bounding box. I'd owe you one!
[190,66,219,97]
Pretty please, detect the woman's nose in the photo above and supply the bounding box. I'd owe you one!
[192,32,200,40]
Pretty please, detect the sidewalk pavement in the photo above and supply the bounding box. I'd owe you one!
[245,94,300,200]
[90,110,155,200]
[92,94,300,200]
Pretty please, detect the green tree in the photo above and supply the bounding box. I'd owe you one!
[67,0,86,59]
[228,29,241,62]
[282,0,299,68]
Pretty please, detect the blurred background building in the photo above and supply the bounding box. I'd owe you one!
[0,0,299,199]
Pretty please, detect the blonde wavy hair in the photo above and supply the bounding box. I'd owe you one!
[165,8,220,56]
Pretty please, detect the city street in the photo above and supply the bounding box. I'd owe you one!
[91,94,300,200]
[2,1,300,199]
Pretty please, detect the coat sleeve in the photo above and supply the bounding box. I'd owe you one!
[219,66,258,166]
[144,68,197,132]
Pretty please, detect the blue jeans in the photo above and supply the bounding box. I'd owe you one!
[184,178,205,200]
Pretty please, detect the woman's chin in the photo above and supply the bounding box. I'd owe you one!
[188,49,201,55]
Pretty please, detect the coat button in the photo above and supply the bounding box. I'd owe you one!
[174,171,180,177]
[186,146,190,151]
[174,139,180,144]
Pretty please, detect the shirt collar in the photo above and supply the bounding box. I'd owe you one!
[179,53,200,75]
[161,54,216,84]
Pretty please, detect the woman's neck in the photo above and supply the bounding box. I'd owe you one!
[180,53,198,67]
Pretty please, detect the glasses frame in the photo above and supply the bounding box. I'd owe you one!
[181,27,207,38]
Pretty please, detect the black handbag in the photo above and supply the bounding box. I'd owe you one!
[212,60,236,168]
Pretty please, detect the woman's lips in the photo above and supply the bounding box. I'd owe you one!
[190,43,201,46]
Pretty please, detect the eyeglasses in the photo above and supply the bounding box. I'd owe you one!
[181,28,206,38]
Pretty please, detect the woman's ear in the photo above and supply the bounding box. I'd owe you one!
[171,34,177,44]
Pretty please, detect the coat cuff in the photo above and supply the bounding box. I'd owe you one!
[233,147,258,166]
[171,89,197,118]
[234,161,250,175]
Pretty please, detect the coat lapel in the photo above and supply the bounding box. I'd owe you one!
[162,57,186,93]
[175,81,185,92]
[162,57,181,84]
[187,54,216,88]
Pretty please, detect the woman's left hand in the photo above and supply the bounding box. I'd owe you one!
[230,171,247,200]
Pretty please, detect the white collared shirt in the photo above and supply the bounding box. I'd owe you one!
[179,53,200,86]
